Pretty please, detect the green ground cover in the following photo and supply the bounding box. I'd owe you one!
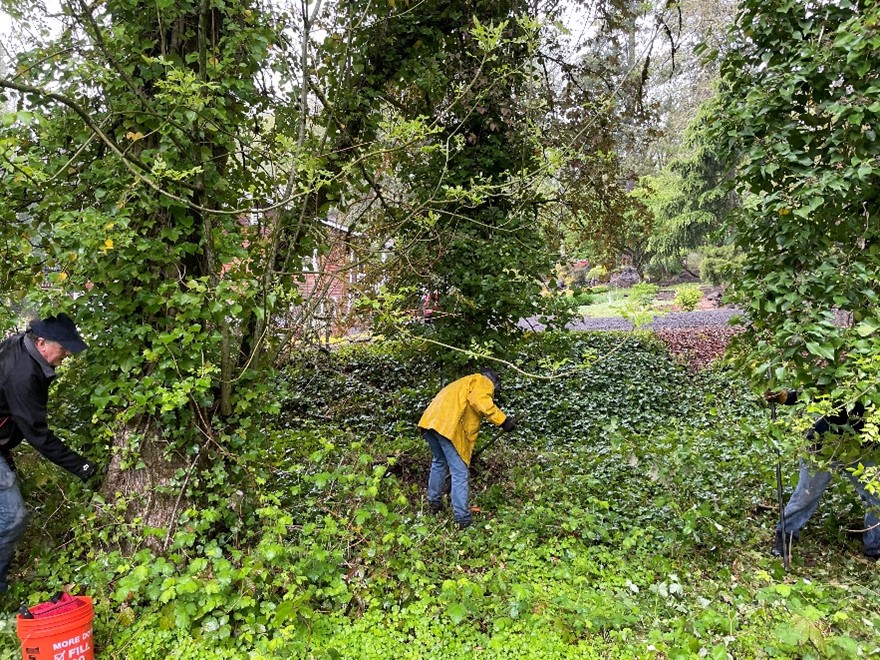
[573,283,706,318]
[577,294,628,318]
[0,332,877,658]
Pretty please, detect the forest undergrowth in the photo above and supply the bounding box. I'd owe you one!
[0,331,877,659]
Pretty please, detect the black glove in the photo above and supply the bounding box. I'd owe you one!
[77,460,99,485]
[501,417,517,433]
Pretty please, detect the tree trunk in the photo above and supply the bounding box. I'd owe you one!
[102,415,191,552]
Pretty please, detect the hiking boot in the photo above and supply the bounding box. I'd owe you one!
[864,549,880,561]
[428,500,443,515]
[456,518,472,530]
[771,529,797,557]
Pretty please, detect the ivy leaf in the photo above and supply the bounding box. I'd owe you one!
[774,622,808,646]
[855,320,880,337]
[806,342,835,361]
[447,602,468,624]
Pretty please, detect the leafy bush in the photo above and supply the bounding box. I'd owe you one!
[699,244,745,286]
[569,264,608,288]
[628,282,659,306]
[571,289,594,306]
[585,265,608,284]
[673,284,703,311]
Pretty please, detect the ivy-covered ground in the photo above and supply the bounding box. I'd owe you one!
[1,331,878,658]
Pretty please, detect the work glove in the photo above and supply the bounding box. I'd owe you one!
[77,460,97,481]
[501,417,517,433]
[77,460,103,490]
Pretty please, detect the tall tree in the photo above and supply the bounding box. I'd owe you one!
[567,0,739,277]
[547,0,690,274]
[0,0,319,541]
[307,1,560,349]
[635,101,737,275]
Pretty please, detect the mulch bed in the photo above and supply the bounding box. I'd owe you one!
[653,325,744,372]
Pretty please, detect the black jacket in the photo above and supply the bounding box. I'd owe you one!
[0,334,94,480]
[780,390,867,442]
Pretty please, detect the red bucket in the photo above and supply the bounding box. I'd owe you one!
[16,594,94,660]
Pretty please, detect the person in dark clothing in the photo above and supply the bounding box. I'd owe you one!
[768,390,879,561]
[0,313,98,593]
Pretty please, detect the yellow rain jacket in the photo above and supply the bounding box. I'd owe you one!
[418,373,507,466]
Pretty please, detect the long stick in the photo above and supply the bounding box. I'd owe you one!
[771,398,791,571]
[472,430,506,461]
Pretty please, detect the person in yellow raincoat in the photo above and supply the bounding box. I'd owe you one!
[418,369,516,529]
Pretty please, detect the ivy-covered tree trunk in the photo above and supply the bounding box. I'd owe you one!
[102,419,187,550]
[0,0,287,541]
[310,1,559,350]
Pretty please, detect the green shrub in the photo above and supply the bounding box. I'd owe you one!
[700,245,745,286]
[541,293,581,328]
[585,264,608,283]
[628,283,659,306]
[674,285,703,311]
[571,289,594,306]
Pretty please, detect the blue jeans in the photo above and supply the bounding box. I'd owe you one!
[424,429,471,525]
[0,458,27,593]
[777,458,880,554]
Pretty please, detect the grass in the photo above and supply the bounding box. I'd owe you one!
[576,288,629,317]
[573,283,709,318]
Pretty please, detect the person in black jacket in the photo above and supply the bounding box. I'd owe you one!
[0,313,98,593]
[768,390,878,561]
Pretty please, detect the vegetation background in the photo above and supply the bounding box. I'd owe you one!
[1,0,879,656]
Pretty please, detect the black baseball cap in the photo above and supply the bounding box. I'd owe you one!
[30,313,89,354]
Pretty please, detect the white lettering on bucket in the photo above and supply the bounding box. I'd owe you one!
[52,635,81,650]
[49,631,92,659]
[66,640,91,658]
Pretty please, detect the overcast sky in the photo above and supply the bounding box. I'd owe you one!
[1,11,10,76]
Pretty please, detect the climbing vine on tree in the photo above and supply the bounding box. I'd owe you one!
[0,0,330,536]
